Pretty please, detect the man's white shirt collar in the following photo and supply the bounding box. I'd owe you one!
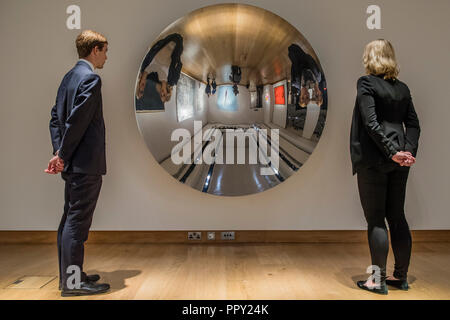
[79,59,95,72]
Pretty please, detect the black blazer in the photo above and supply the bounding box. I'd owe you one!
[350,74,420,175]
[49,60,106,175]
[288,43,323,86]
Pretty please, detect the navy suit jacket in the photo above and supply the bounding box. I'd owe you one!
[49,60,106,175]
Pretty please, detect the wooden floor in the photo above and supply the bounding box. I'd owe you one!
[1,242,449,300]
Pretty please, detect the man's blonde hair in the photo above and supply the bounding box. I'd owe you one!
[76,30,108,58]
[363,39,399,80]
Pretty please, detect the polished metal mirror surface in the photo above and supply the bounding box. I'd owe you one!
[134,3,328,196]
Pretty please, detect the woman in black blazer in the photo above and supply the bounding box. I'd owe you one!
[350,39,421,294]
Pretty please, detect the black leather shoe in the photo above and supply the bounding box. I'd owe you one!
[61,282,110,297]
[357,280,388,295]
[386,279,409,291]
[58,274,100,290]
[86,274,101,282]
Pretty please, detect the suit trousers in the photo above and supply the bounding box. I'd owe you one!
[58,173,102,288]
[357,165,412,282]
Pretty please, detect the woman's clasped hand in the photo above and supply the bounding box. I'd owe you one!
[392,151,416,167]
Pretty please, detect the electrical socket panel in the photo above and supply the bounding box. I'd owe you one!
[188,232,202,240]
[220,231,235,240]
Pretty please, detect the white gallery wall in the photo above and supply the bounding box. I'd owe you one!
[1,0,449,230]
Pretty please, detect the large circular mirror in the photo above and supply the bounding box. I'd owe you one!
[134,3,328,196]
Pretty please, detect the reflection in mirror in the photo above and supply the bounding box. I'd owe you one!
[135,3,328,196]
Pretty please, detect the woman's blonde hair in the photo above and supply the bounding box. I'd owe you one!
[363,39,399,80]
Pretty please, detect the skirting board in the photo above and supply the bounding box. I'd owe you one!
[0,230,449,244]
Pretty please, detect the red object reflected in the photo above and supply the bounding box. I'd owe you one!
[274,85,285,105]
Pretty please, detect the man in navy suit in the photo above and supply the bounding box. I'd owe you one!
[45,30,110,296]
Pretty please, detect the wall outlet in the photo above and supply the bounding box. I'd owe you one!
[207,232,215,240]
[188,232,202,240]
[220,231,235,240]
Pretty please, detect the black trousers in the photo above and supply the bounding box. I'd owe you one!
[357,165,412,282]
[58,173,102,288]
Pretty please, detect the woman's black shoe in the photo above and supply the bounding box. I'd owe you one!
[386,279,409,291]
[357,280,388,295]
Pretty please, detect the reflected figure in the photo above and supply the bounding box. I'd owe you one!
[287,43,327,140]
[288,44,324,108]
[299,69,323,107]
[205,76,212,97]
[211,78,217,95]
[230,66,241,96]
[288,44,322,91]
[136,33,183,111]
[232,83,239,96]
[229,65,242,84]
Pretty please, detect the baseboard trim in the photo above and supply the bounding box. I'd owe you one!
[0,230,449,244]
